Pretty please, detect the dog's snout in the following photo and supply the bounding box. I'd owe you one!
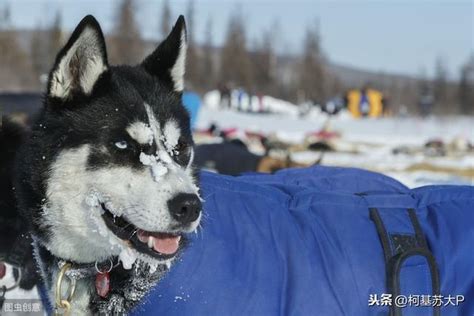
[168,193,201,225]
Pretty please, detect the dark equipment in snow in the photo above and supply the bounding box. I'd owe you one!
[194,142,262,176]
[194,141,311,176]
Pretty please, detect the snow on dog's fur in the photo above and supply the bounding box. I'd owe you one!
[14,15,201,314]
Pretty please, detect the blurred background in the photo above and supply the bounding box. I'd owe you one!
[0,0,473,187]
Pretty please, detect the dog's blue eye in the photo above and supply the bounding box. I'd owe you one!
[115,141,128,149]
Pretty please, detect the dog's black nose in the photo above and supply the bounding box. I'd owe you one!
[168,193,201,225]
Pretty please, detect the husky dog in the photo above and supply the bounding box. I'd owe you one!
[14,15,201,314]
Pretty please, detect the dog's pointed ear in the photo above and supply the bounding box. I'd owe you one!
[47,15,108,100]
[142,15,187,93]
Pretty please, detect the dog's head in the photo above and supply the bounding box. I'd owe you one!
[30,15,200,269]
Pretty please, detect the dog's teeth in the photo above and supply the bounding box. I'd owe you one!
[147,237,154,248]
[137,230,151,243]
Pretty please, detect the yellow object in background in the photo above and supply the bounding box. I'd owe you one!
[347,88,384,118]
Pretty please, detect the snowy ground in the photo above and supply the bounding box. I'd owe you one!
[196,105,473,188]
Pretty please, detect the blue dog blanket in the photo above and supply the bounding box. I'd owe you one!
[131,166,473,316]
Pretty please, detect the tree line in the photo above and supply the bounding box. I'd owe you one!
[0,1,472,115]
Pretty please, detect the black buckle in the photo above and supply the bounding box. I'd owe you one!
[370,208,440,316]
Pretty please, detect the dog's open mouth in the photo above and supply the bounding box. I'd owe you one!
[100,203,184,260]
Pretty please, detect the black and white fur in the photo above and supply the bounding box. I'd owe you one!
[14,15,201,314]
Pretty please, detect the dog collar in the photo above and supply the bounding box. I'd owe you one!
[58,257,118,300]
[59,258,117,280]
[53,258,117,314]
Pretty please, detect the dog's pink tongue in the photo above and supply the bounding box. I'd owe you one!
[152,235,180,255]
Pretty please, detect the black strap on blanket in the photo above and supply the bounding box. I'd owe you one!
[370,208,440,316]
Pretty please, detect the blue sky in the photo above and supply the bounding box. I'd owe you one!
[4,0,473,79]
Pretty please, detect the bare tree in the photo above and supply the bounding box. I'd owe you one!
[48,12,63,64]
[219,9,253,90]
[251,28,276,95]
[185,0,200,90]
[433,56,449,113]
[298,21,326,103]
[30,25,48,88]
[186,0,195,43]
[201,17,215,90]
[458,54,474,115]
[161,0,172,40]
[0,4,10,29]
[30,11,64,89]
[0,5,33,90]
[109,0,144,65]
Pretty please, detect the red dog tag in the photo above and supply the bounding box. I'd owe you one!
[95,272,110,298]
[0,262,6,279]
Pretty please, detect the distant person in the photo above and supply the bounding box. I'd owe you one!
[257,92,264,113]
[246,90,255,112]
[218,82,231,109]
[398,104,409,117]
[237,88,245,111]
[418,88,434,117]
[359,88,370,117]
[323,96,344,115]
